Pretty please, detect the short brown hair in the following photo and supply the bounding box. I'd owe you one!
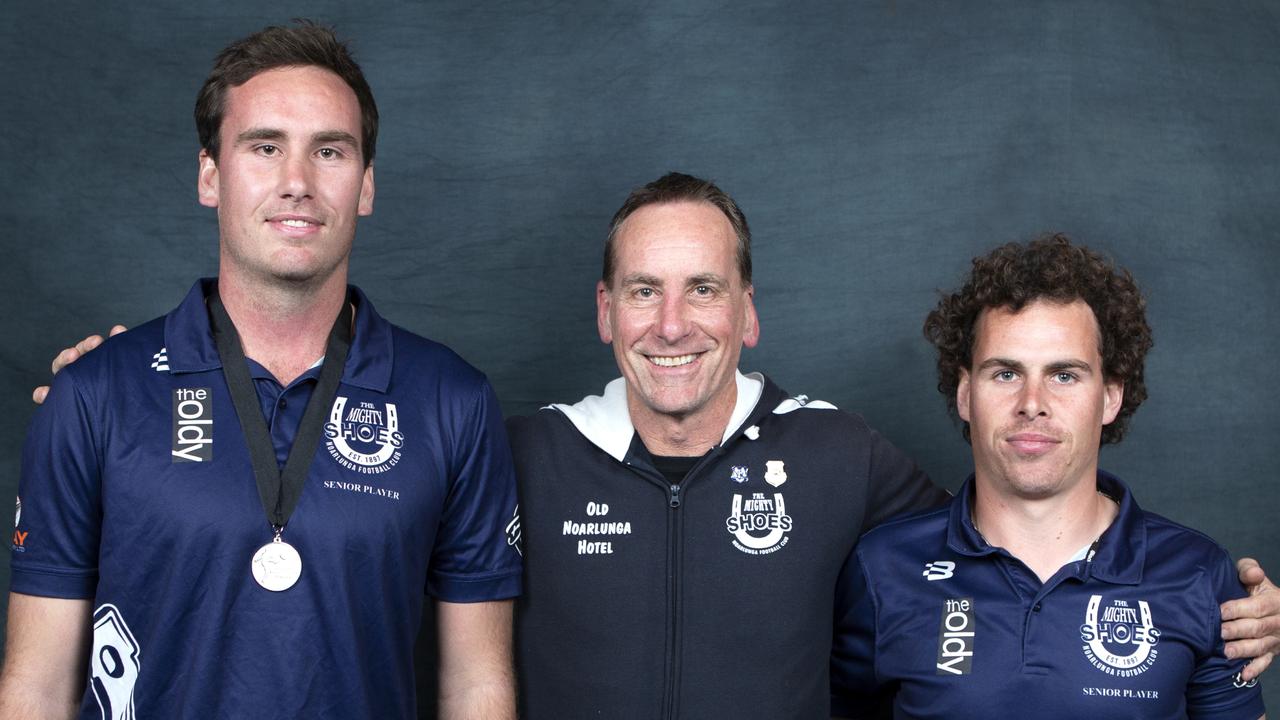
[603,172,752,287]
[923,234,1153,445]
[194,20,378,167]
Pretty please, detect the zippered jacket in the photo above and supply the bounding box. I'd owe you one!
[509,371,949,719]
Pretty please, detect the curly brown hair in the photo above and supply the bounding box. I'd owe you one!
[923,234,1152,445]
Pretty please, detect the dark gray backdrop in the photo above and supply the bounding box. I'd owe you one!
[3,1,1277,714]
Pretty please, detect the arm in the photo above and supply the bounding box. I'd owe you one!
[863,427,950,530]
[1221,557,1280,681]
[831,546,892,720]
[0,593,92,719]
[32,325,126,404]
[1186,551,1267,719]
[436,599,515,720]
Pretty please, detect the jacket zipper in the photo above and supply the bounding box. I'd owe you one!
[631,440,738,719]
[665,480,683,720]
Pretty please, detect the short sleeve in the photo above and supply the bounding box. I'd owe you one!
[1185,549,1265,719]
[831,544,893,719]
[426,378,522,602]
[9,368,103,598]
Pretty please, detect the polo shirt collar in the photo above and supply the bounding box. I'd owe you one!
[946,470,1146,585]
[162,278,394,392]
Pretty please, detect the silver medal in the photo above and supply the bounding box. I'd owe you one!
[251,535,302,591]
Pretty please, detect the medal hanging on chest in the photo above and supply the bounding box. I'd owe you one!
[208,287,352,592]
[251,530,304,591]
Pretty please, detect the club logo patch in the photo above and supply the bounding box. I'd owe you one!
[764,460,788,487]
[1080,595,1161,677]
[730,466,749,484]
[325,397,404,474]
[171,387,213,462]
[726,491,792,555]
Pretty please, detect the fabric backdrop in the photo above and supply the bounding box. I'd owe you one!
[2,1,1277,714]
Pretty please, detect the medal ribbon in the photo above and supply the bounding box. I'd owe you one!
[208,286,353,533]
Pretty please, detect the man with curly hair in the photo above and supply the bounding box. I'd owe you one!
[831,235,1266,718]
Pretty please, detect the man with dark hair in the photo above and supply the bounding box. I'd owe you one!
[0,22,520,719]
[507,170,933,718]
[29,170,1280,716]
[832,235,1266,718]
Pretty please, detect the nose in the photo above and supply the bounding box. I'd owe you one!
[1017,380,1048,419]
[277,153,313,201]
[655,293,692,343]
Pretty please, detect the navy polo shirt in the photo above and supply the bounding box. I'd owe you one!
[10,279,522,720]
[832,472,1264,719]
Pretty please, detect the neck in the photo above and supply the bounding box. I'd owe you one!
[971,473,1117,583]
[628,385,737,458]
[216,267,348,386]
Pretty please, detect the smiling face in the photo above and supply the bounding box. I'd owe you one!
[198,65,374,289]
[958,299,1123,501]
[597,200,759,433]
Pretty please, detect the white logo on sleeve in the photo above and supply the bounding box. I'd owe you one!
[91,604,141,720]
[506,504,523,556]
[923,561,956,581]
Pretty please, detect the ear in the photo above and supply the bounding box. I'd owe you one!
[596,280,613,344]
[1101,380,1123,426]
[197,149,219,208]
[741,285,760,348]
[957,368,972,422]
[358,164,375,216]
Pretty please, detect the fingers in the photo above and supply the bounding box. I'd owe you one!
[51,335,107,376]
[36,327,130,404]
[1236,557,1268,589]
[1238,650,1274,683]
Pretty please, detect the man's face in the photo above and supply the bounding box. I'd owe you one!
[597,200,759,428]
[958,298,1123,500]
[198,65,374,287]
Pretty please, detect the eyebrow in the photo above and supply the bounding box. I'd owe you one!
[976,357,1095,374]
[234,128,360,148]
[620,273,663,287]
[236,128,286,144]
[687,273,728,288]
[311,130,360,148]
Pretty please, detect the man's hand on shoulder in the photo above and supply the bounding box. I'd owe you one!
[1222,557,1280,681]
[32,325,127,404]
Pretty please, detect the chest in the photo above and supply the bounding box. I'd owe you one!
[95,379,450,564]
[874,562,1210,719]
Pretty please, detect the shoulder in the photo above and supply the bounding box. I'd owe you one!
[505,407,575,449]
[1141,510,1237,573]
[386,324,489,390]
[57,315,168,389]
[858,503,951,553]
[755,385,877,442]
